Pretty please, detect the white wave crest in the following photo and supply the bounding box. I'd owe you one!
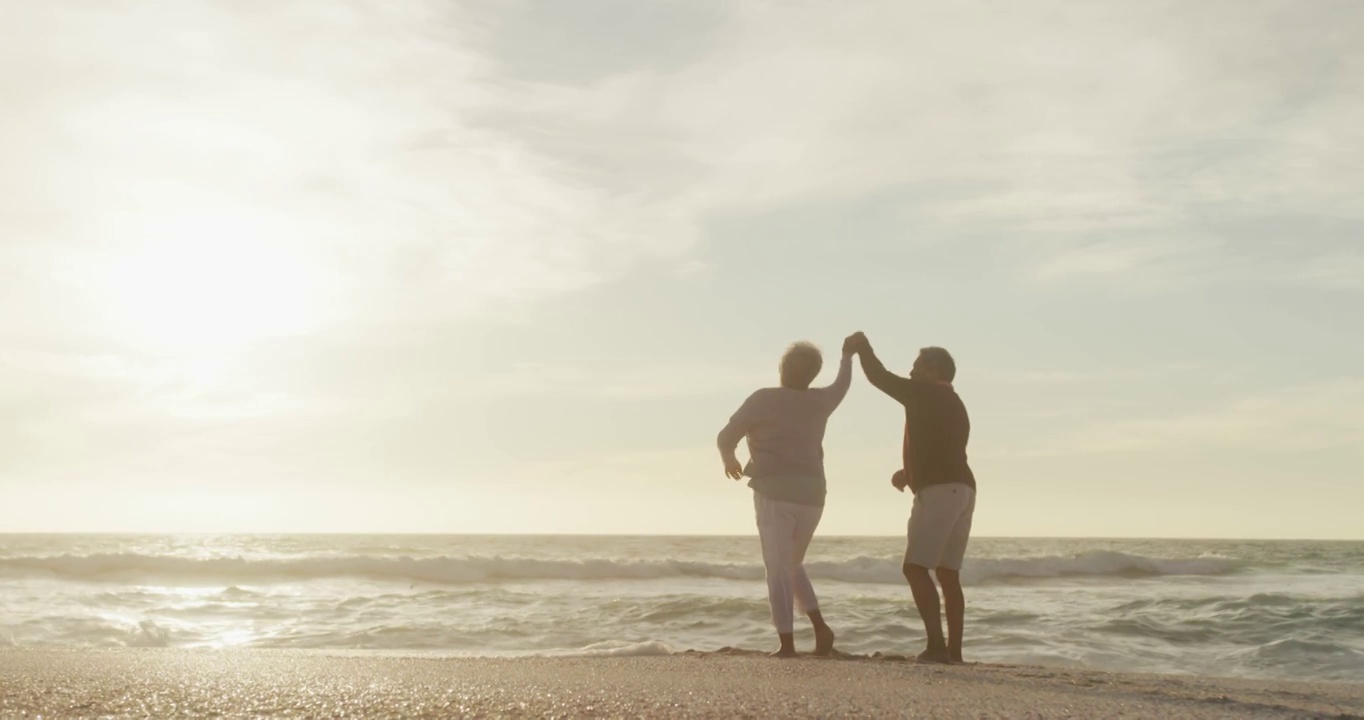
[0,550,1241,586]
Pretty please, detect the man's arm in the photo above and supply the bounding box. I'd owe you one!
[853,333,914,404]
[716,394,757,479]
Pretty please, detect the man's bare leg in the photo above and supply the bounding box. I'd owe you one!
[903,563,950,663]
[936,567,965,663]
[807,610,835,656]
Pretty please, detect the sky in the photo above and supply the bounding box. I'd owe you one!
[2,0,1362,538]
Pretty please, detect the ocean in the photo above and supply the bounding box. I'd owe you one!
[1,534,1360,682]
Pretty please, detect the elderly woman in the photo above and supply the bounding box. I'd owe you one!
[716,338,853,657]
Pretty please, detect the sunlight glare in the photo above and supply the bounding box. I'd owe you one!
[91,213,331,350]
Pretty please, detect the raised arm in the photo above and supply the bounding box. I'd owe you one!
[813,348,854,412]
[716,393,758,479]
[853,333,914,405]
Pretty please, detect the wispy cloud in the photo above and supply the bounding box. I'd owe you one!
[1,0,698,346]
[458,362,775,400]
[7,0,1360,342]
[1030,239,1219,283]
[1291,250,1364,290]
[987,363,1202,385]
[3,0,1363,533]
[483,1,1363,286]
[1025,379,1364,456]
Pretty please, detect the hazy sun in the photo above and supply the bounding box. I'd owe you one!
[88,213,332,350]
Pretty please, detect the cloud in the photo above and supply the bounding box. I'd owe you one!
[0,0,699,346]
[1030,239,1217,283]
[1025,379,1364,456]
[483,0,1364,285]
[4,1,1362,535]
[988,363,1201,384]
[1291,250,1364,290]
[466,362,773,400]
[7,0,1361,345]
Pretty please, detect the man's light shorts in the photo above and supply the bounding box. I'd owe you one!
[904,483,976,571]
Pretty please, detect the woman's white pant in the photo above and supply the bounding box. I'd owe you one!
[754,493,823,633]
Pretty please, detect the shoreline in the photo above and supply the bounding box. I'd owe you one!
[3,648,1361,718]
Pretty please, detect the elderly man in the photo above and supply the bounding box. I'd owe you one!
[848,332,976,664]
[716,338,854,657]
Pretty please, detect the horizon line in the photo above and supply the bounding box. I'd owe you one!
[1,531,1360,542]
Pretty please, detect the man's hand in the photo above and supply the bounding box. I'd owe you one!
[724,457,744,481]
[891,469,907,493]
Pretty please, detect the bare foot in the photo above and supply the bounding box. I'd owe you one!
[950,652,965,664]
[769,647,798,658]
[916,646,951,664]
[813,625,836,657]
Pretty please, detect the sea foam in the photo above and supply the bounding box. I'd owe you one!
[0,550,1242,586]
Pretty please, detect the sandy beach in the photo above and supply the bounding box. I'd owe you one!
[1,649,1360,719]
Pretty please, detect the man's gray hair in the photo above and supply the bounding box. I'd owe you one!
[919,346,956,382]
[780,341,823,389]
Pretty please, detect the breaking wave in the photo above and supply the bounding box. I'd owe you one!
[0,550,1243,586]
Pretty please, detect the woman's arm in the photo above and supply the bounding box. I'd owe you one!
[716,393,758,479]
[815,351,854,412]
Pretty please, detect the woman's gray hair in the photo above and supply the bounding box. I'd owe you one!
[779,341,823,389]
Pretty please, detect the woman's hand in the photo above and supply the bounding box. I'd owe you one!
[842,332,866,357]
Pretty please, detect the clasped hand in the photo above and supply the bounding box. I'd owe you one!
[843,331,868,356]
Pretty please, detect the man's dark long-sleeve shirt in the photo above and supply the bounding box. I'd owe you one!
[859,350,976,496]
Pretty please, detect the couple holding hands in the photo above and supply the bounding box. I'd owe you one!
[717,332,977,662]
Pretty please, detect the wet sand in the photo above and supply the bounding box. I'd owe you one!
[2,648,1361,718]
